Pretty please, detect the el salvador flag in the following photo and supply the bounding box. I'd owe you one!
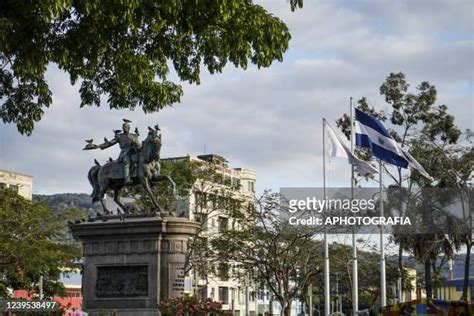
[354,109,409,168]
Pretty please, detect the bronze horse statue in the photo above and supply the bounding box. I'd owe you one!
[87,127,174,215]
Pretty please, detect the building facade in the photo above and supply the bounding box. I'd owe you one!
[435,277,474,304]
[0,168,33,200]
[163,154,257,315]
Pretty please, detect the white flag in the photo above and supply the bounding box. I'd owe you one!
[396,144,434,181]
[327,123,347,158]
[325,119,378,177]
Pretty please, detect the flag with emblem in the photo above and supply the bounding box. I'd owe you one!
[354,109,408,168]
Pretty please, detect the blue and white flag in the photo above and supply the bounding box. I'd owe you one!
[354,109,409,168]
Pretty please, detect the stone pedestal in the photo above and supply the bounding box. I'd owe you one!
[70,215,199,316]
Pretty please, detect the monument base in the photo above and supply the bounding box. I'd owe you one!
[70,215,199,316]
[85,308,159,316]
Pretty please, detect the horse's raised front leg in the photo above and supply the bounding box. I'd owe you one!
[141,178,162,213]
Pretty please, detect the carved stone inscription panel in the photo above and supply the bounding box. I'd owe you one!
[168,262,185,298]
[96,265,148,298]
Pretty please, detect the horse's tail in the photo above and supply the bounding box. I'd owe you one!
[88,163,101,202]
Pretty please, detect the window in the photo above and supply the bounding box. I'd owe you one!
[249,181,255,193]
[9,184,19,193]
[199,287,208,300]
[218,216,228,232]
[199,237,208,249]
[249,290,255,302]
[209,193,218,209]
[218,287,229,304]
[195,213,208,230]
[68,292,81,298]
[218,263,229,281]
[195,192,207,209]
[0,182,6,189]
[231,177,241,190]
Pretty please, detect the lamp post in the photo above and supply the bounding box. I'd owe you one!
[39,275,43,300]
[245,272,250,316]
[231,287,235,314]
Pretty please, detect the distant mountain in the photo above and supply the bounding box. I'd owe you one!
[450,253,474,279]
[33,193,101,214]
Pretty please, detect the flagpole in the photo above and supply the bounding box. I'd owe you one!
[350,97,358,316]
[379,159,387,307]
[323,118,330,316]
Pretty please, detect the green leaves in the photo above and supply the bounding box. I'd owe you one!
[337,72,462,179]
[0,189,81,298]
[1,0,296,135]
[0,67,52,134]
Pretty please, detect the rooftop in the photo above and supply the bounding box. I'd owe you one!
[162,154,256,175]
[445,277,474,287]
[0,168,33,178]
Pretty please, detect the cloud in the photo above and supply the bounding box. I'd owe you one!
[1,0,472,195]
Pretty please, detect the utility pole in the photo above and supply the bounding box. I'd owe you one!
[245,272,249,316]
[350,96,359,316]
[379,160,387,306]
[335,273,339,313]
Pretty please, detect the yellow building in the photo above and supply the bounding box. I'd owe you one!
[435,277,474,304]
[0,169,33,200]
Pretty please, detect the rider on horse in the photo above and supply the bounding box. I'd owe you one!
[98,119,141,184]
[84,121,172,214]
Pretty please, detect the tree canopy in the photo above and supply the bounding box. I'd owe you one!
[211,191,323,316]
[337,72,472,300]
[0,189,81,298]
[0,0,302,135]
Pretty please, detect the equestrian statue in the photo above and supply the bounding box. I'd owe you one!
[84,119,174,215]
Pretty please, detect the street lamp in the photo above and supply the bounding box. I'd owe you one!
[230,287,235,314]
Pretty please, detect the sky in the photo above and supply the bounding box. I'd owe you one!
[0,0,473,195]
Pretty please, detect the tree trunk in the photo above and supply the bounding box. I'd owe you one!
[424,258,432,299]
[280,299,292,316]
[460,240,472,301]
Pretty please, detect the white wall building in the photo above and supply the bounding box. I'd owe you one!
[163,154,257,315]
[0,169,33,200]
